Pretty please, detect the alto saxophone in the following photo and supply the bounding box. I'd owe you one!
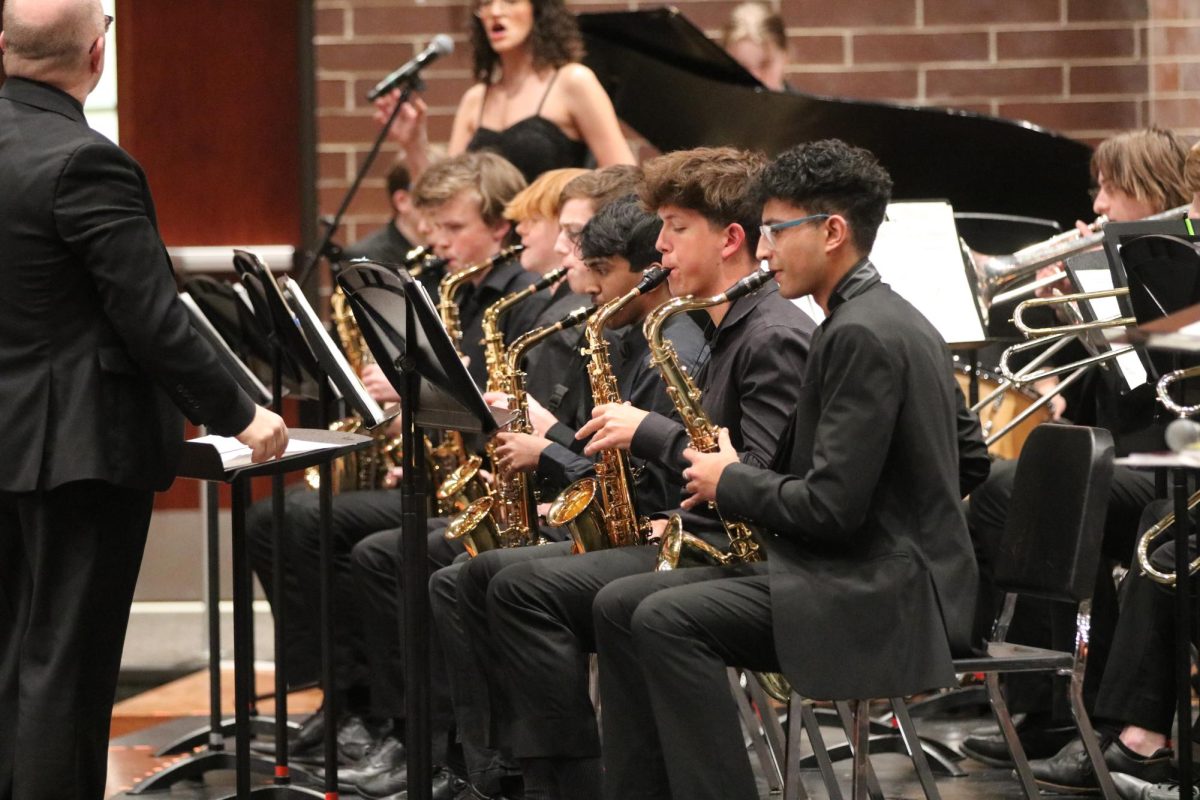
[432,244,524,510]
[547,267,671,552]
[647,266,776,571]
[446,305,596,556]
[475,267,569,537]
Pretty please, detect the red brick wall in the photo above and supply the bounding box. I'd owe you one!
[314,0,1198,241]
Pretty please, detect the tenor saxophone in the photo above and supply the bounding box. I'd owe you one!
[547,267,670,552]
[437,244,524,355]
[445,305,596,556]
[646,266,775,571]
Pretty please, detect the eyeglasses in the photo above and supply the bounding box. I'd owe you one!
[89,15,113,53]
[758,213,829,250]
[473,0,527,17]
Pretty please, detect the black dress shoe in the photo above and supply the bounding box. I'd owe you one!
[250,707,325,757]
[318,734,406,792]
[1113,772,1200,800]
[291,713,380,766]
[357,763,410,799]
[960,716,1078,767]
[1029,737,1174,794]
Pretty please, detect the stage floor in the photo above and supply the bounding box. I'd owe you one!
[105,689,1039,799]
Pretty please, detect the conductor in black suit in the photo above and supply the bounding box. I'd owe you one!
[0,2,288,798]
[591,139,989,800]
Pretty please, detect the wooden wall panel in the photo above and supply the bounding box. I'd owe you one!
[115,0,306,247]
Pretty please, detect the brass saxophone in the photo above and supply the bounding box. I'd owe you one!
[547,267,671,552]
[432,244,524,509]
[438,244,524,354]
[305,286,405,492]
[648,266,776,571]
[446,305,595,556]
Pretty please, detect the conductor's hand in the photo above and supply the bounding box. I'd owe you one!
[577,402,649,455]
[361,363,400,403]
[681,428,738,510]
[237,406,289,463]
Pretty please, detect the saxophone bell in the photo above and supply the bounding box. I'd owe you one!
[445,496,502,557]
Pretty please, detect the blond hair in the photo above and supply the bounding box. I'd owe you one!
[722,2,786,51]
[1092,128,1190,213]
[413,151,527,226]
[504,168,590,223]
[1185,140,1200,197]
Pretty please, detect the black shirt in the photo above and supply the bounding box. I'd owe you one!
[456,258,545,390]
[630,279,816,542]
[341,221,444,299]
[524,281,593,410]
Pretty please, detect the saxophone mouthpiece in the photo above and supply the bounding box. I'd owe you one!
[494,243,526,265]
[561,305,598,328]
[534,266,569,292]
[722,266,774,303]
[636,265,670,293]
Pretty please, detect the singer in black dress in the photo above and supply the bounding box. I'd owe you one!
[375,0,635,183]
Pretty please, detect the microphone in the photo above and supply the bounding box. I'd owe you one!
[367,34,455,101]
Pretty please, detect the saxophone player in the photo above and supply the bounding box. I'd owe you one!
[488,148,816,800]
[422,181,709,800]
[341,166,648,799]
[241,152,543,769]
[590,139,990,800]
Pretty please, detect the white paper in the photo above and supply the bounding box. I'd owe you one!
[1074,269,1147,389]
[869,201,985,345]
[1116,450,1200,469]
[190,434,343,469]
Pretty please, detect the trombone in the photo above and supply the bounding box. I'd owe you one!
[1135,366,1200,586]
[989,287,1137,446]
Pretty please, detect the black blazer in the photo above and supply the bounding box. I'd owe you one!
[717,261,989,700]
[0,78,255,493]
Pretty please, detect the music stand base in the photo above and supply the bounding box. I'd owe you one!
[128,749,282,795]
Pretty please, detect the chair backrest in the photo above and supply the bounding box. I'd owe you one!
[993,424,1115,604]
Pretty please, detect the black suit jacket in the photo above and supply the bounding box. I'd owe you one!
[717,261,989,700]
[0,78,255,493]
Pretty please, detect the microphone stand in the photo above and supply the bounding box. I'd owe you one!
[296,79,422,289]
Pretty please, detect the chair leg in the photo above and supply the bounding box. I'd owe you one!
[745,671,790,777]
[795,697,844,800]
[728,668,786,794]
[836,702,884,800]
[983,673,1043,800]
[1067,671,1118,800]
[850,700,871,800]
[889,697,943,800]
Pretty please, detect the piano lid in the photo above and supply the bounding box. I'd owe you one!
[579,7,1095,229]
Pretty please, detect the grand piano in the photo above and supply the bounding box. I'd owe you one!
[579,7,1095,237]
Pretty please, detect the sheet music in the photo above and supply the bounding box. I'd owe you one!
[1074,268,1147,389]
[189,434,343,470]
[869,201,985,345]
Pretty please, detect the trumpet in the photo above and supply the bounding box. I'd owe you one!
[974,205,1190,309]
[1135,366,1200,586]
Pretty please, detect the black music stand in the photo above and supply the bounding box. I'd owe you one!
[175,430,373,800]
[1105,220,1200,800]
[337,262,503,800]
[136,297,276,773]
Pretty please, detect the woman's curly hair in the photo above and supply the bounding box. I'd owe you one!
[470,0,585,82]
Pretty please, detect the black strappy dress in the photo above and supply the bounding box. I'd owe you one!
[466,70,589,183]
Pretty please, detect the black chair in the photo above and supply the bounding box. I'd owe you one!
[955,424,1117,799]
[785,424,1117,800]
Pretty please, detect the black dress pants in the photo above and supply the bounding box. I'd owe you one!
[349,520,463,732]
[592,562,774,800]
[1093,501,1200,736]
[454,539,574,750]
[248,488,404,700]
[968,459,1155,717]
[488,545,659,759]
[0,481,154,800]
